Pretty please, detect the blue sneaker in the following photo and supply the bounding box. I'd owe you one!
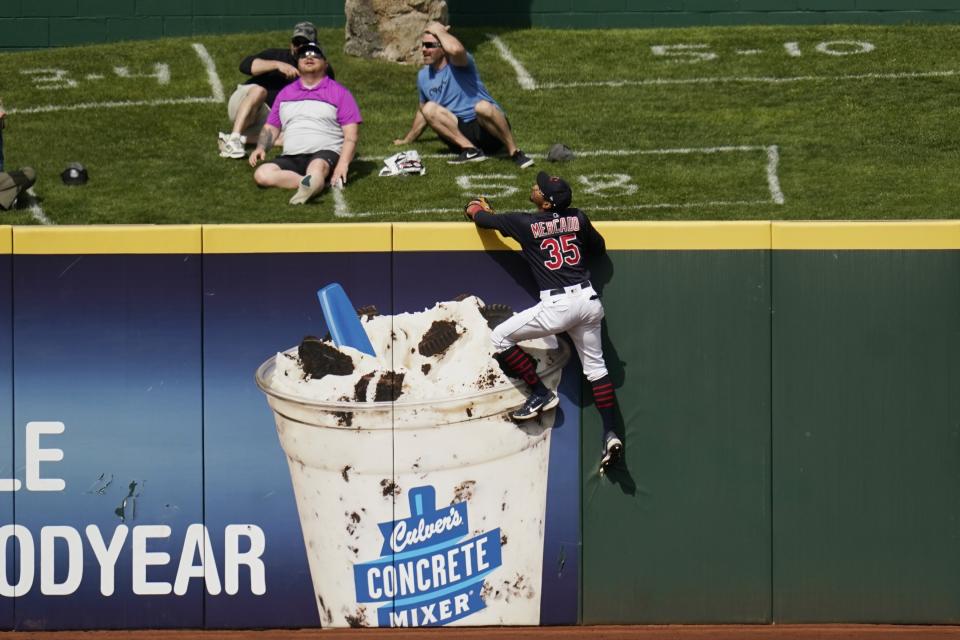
[510,389,559,421]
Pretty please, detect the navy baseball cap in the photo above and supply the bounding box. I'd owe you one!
[296,41,326,59]
[536,171,572,210]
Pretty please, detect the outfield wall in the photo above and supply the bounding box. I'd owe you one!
[0,222,957,629]
[3,2,960,50]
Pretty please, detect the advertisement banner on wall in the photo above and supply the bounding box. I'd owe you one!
[202,225,395,629]
[203,225,580,629]
[0,225,580,630]
[8,227,204,630]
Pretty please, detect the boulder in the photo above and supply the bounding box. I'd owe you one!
[345,0,448,64]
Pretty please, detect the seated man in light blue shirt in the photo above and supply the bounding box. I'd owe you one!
[394,22,534,168]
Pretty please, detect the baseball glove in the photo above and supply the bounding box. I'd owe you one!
[463,195,493,220]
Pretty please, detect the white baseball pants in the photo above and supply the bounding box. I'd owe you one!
[491,283,608,381]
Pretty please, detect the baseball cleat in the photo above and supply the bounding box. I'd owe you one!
[510,389,559,421]
[599,433,623,474]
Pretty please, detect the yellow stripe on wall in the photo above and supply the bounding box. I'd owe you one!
[14,226,201,254]
[597,221,771,250]
[394,223,521,251]
[0,227,11,254]
[773,221,960,250]
[7,222,960,254]
[204,224,392,253]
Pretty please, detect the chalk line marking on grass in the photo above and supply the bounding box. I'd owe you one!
[16,188,53,225]
[766,145,785,205]
[11,95,219,115]
[536,69,958,90]
[332,198,770,217]
[356,145,786,213]
[332,185,352,218]
[487,34,538,90]
[192,43,225,102]
[361,145,774,162]
[488,34,950,91]
[8,44,223,115]
[113,63,171,85]
[403,200,771,214]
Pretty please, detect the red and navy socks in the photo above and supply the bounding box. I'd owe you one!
[591,375,617,436]
[495,346,547,394]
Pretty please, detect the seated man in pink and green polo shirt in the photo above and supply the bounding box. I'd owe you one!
[249,42,362,205]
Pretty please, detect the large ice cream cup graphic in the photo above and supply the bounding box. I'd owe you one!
[255,298,569,628]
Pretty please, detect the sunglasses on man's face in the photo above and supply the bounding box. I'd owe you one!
[299,49,323,59]
[292,37,309,47]
[421,41,441,49]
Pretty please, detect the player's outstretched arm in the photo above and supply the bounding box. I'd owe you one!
[463,196,493,222]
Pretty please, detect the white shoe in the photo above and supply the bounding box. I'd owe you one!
[219,132,246,159]
[289,174,322,205]
[599,432,623,474]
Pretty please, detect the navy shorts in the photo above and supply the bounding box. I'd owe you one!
[268,150,340,176]
[441,118,505,155]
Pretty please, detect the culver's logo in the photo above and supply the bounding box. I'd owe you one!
[353,485,502,627]
[388,501,463,553]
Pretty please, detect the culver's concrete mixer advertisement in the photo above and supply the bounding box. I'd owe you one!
[0,227,581,630]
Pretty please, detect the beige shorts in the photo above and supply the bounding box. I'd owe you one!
[227,84,270,139]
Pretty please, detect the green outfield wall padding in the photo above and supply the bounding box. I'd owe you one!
[581,250,772,624]
[771,250,960,622]
[5,2,960,48]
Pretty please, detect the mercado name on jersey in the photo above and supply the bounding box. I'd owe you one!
[530,215,581,239]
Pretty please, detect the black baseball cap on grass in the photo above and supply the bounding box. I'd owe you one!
[536,170,572,210]
[61,162,88,186]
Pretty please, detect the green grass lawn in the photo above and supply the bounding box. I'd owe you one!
[2,24,959,224]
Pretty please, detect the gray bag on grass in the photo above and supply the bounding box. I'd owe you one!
[546,143,574,162]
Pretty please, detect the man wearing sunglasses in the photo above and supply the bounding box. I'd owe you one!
[249,42,361,205]
[394,21,534,169]
[219,21,336,159]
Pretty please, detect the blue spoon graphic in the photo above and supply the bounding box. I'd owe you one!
[317,283,376,357]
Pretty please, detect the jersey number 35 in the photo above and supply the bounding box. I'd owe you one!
[540,233,582,271]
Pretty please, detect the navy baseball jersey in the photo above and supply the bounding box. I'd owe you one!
[474,208,606,290]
